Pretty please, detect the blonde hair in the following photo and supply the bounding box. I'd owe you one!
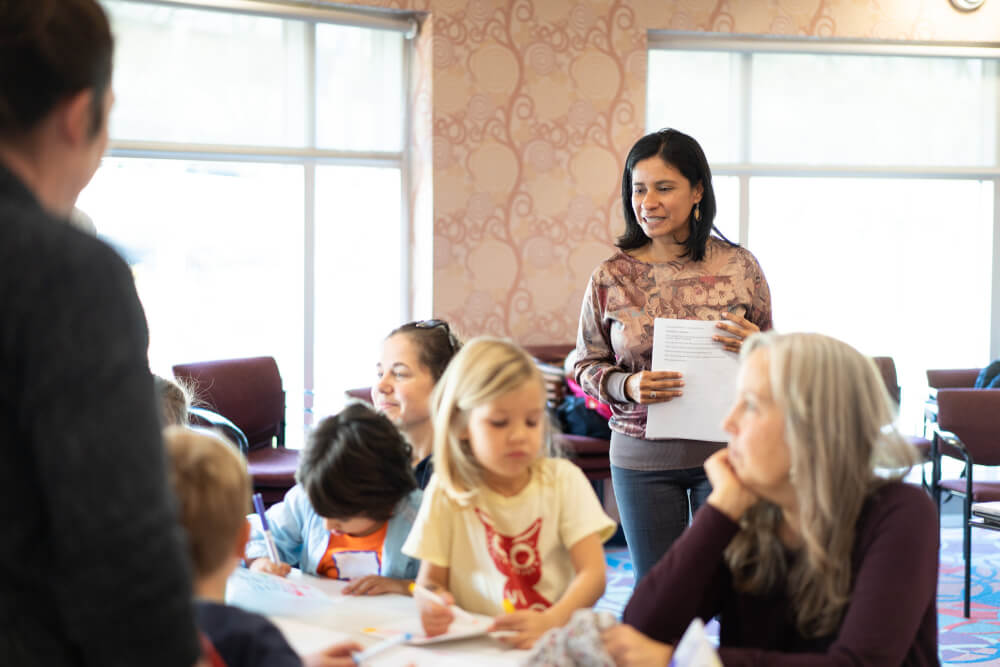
[430,337,552,505]
[164,426,251,578]
[725,331,918,638]
[155,374,191,427]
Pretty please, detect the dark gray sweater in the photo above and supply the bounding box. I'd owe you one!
[0,162,200,665]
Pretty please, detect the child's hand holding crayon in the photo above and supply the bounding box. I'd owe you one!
[410,583,456,637]
[248,557,292,577]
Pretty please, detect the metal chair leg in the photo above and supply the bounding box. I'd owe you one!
[931,433,941,510]
[964,458,974,618]
[964,502,972,617]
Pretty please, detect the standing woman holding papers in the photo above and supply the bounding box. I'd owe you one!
[574,128,772,582]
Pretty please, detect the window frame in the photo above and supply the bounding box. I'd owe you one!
[648,32,1000,362]
[102,0,417,434]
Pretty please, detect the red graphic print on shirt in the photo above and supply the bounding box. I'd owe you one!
[475,508,551,611]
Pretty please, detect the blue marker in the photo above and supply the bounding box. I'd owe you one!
[351,633,412,665]
[252,492,282,565]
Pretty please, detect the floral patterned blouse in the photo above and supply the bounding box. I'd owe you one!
[574,237,772,443]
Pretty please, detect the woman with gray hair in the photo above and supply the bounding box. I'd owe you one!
[602,332,937,666]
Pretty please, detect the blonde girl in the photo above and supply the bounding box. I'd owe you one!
[402,337,616,649]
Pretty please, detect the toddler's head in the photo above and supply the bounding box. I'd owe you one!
[164,426,251,581]
[431,337,551,501]
[297,403,417,535]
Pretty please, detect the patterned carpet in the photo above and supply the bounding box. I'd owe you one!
[596,521,1000,665]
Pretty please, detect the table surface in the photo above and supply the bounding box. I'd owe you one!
[232,569,529,666]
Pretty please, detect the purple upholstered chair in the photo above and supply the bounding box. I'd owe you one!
[926,367,983,507]
[933,386,1000,617]
[173,356,298,506]
[345,387,372,404]
[521,344,611,482]
[872,357,933,491]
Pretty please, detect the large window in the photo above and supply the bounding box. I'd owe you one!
[647,37,1000,436]
[78,0,414,445]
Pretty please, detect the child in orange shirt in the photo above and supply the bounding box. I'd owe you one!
[247,403,421,595]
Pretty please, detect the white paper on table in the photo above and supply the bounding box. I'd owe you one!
[644,318,739,442]
[269,616,354,655]
[365,645,525,667]
[226,567,342,618]
[366,608,494,645]
[672,618,722,667]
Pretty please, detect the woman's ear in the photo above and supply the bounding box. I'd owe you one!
[694,181,704,203]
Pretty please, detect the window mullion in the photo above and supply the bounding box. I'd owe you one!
[738,52,751,247]
[399,25,413,323]
[302,21,317,432]
[993,60,1000,360]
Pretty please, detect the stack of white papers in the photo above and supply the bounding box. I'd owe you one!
[645,319,739,442]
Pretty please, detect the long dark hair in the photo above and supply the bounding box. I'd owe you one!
[617,128,734,262]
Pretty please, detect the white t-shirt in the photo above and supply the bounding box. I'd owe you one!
[402,458,616,616]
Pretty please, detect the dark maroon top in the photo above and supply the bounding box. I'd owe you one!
[623,482,939,666]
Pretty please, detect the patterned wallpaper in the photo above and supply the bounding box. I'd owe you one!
[344,0,1000,343]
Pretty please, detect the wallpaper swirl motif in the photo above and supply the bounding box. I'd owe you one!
[343,0,1000,344]
[427,0,644,343]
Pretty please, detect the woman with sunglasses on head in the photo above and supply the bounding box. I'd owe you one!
[372,320,462,488]
[574,129,772,584]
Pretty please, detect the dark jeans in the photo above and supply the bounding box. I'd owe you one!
[611,464,712,584]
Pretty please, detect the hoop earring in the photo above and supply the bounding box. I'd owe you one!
[693,202,701,222]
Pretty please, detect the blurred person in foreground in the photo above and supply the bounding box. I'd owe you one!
[0,0,203,664]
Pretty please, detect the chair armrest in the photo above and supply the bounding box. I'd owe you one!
[934,427,971,466]
[189,406,250,456]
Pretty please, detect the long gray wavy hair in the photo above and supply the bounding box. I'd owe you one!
[724,331,918,638]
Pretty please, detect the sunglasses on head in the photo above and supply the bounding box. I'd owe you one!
[411,319,458,351]
[414,319,450,332]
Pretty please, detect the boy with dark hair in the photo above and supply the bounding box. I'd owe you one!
[165,427,362,667]
[249,403,421,596]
